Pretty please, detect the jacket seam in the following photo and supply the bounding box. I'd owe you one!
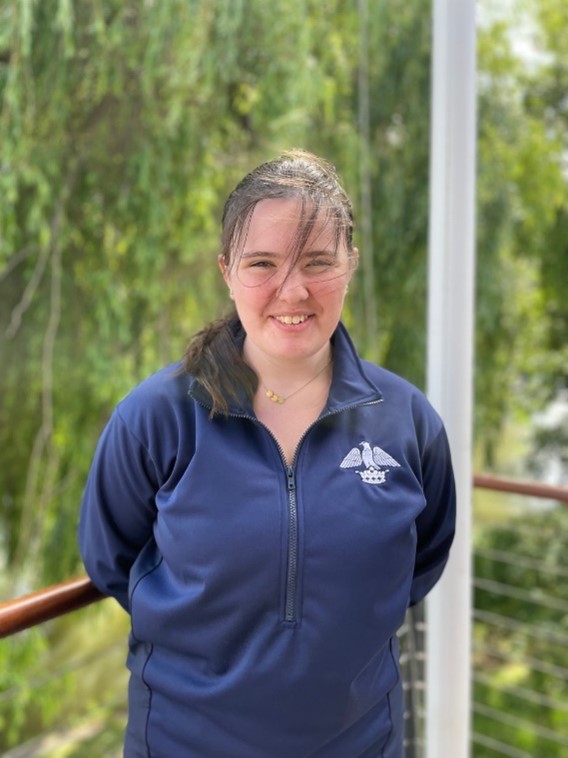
[142,643,154,758]
[115,404,162,482]
[129,556,164,638]
[381,637,401,757]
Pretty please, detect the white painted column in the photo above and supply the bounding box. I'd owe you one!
[425,1,477,757]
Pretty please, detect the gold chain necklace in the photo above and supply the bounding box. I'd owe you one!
[262,358,332,404]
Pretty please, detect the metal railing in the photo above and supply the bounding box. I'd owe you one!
[2,473,566,639]
[1,472,567,758]
[2,472,567,639]
[471,475,568,758]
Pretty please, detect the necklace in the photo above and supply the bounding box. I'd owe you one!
[262,358,332,404]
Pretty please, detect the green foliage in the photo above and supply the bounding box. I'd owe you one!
[0,627,69,750]
[475,0,568,464]
[354,0,433,384]
[0,0,377,582]
[0,599,128,752]
[0,0,567,748]
[0,0,364,583]
[474,505,568,756]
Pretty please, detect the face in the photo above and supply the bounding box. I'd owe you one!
[220,198,357,366]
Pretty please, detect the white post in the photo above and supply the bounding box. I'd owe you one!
[425,1,476,757]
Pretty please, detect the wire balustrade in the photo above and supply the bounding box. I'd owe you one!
[1,474,567,756]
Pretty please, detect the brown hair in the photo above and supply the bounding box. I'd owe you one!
[183,149,355,417]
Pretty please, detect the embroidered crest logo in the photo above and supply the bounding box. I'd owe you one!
[340,442,400,485]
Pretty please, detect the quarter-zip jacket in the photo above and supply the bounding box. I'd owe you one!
[78,323,456,757]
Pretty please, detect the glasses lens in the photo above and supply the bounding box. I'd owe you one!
[236,254,347,288]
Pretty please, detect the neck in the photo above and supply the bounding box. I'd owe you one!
[243,340,332,387]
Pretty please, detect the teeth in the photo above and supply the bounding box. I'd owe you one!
[276,315,308,325]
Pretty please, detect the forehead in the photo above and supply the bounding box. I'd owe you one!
[242,198,338,252]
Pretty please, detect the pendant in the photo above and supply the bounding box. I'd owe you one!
[266,389,285,404]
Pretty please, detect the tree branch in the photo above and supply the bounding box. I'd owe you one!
[0,244,38,283]
[4,243,51,338]
[12,165,77,575]
[4,157,80,339]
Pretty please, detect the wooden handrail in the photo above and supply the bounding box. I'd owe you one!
[472,473,568,503]
[0,474,566,639]
[0,576,105,639]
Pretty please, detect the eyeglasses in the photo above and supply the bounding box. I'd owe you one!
[235,252,349,288]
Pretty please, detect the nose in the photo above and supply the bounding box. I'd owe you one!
[276,269,309,301]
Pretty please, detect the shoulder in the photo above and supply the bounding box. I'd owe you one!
[361,359,446,443]
[362,360,426,402]
[114,361,195,439]
[89,362,198,484]
[119,361,190,403]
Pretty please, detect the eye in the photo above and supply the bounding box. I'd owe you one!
[307,257,334,268]
[250,260,275,268]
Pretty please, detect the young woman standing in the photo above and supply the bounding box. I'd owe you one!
[79,150,456,757]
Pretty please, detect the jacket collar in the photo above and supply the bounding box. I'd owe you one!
[189,321,383,416]
[325,322,383,411]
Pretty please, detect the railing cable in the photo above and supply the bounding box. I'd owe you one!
[473,609,568,646]
[472,640,568,681]
[473,671,568,713]
[474,547,568,578]
[471,731,534,758]
[472,702,568,747]
[473,576,568,614]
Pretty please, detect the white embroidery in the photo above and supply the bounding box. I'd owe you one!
[340,442,400,485]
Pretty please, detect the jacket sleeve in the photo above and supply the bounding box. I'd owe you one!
[78,407,160,611]
[409,424,456,606]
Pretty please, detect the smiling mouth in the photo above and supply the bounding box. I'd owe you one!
[274,315,310,325]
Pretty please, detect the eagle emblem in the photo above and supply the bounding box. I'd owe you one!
[340,441,400,485]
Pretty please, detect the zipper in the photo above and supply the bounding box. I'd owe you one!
[279,399,383,622]
[191,389,383,623]
[284,467,298,622]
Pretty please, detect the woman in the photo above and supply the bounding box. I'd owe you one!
[79,149,456,757]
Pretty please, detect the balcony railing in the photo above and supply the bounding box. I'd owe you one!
[0,577,104,639]
[1,472,567,757]
[3,472,567,639]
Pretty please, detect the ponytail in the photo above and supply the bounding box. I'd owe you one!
[183,311,257,417]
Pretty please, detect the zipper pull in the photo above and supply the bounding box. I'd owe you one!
[287,467,296,491]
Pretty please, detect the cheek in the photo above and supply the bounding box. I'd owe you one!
[232,285,270,314]
[314,276,348,301]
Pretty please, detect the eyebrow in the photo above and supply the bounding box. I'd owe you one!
[240,251,281,259]
[240,249,336,260]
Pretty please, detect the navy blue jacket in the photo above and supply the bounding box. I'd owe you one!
[78,323,455,757]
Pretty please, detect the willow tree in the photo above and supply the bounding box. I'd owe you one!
[0,0,361,585]
[475,0,568,465]
[1,0,566,590]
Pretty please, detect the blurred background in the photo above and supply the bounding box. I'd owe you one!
[0,0,566,755]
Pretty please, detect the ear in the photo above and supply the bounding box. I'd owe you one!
[349,247,360,274]
[218,254,228,282]
[218,255,234,299]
